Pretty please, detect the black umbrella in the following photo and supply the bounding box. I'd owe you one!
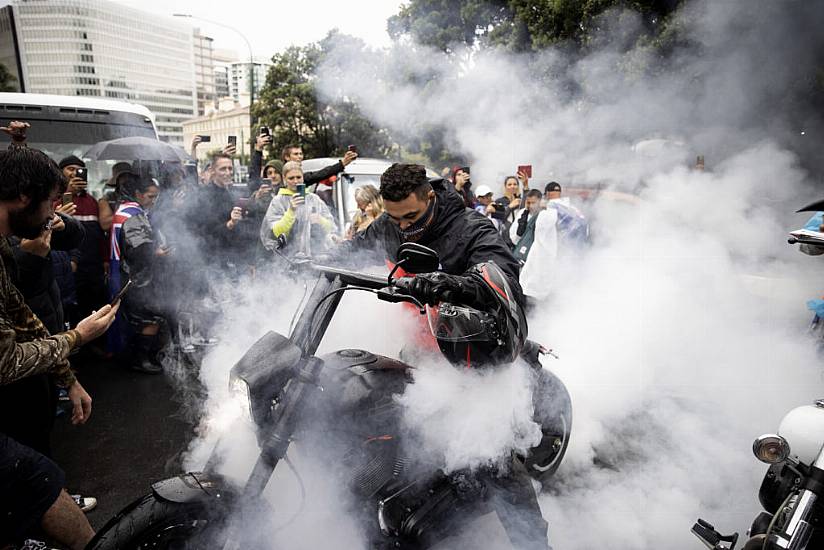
[83,136,192,162]
[797,199,824,213]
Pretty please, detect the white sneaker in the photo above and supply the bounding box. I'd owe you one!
[70,493,97,513]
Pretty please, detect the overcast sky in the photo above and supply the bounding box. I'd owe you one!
[115,0,404,61]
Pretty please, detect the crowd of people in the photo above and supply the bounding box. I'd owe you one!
[0,119,590,549]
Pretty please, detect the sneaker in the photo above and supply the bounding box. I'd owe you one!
[71,493,97,513]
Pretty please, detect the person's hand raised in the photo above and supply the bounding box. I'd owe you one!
[0,120,29,144]
[56,202,76,217]
[20,229,52,257]
[517,170,529,189]
[75,303,119,344]
[342,150,358,167]
[289,195,305,211]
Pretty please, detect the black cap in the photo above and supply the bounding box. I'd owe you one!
[58,155,85,169]
[545,181,562,193]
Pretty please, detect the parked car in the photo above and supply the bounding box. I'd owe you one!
[301,157,439,234]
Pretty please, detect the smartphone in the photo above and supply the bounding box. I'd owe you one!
[235,197,250,215]
[75,167,88,181]
[347,144,358,154]
[296,183,306,197]
[517,165,533,178]
[228,135,237,147]
[62,192,73,206]
[260,126,270,137]
[110,279,132,306]
[198,135,211,143]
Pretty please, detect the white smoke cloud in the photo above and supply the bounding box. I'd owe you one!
[397,359,542,473]
[174,0,824,548]
[311,0,824,548]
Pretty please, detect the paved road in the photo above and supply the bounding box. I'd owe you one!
[51,355,198,530]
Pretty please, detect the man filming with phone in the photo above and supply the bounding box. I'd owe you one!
[58,156,113,346]
[190,150,247,272]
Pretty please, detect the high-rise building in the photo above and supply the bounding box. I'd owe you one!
[0,0,197,145]
[214,65,229,100]
[229,58,269,103]
[212,48,236,101]
[193,28,215,116]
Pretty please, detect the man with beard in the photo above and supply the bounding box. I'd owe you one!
[352,163,524,311]
[0,144,119,549]
[347,164,549,550]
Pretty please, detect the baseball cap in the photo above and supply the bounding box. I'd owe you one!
[475,184,493,197]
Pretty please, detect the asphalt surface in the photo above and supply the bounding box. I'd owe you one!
[51,352,199,530]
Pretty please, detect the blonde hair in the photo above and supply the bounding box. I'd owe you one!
[282,160,303,177]
[351,184,384,234]
[354,184,384,214]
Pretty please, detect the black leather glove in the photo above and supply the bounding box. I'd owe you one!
[405,272,467,307]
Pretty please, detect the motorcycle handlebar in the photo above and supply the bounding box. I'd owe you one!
[789,237,824,246]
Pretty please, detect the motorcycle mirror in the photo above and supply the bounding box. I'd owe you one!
[797,198,824,213]
[396,243,440,274]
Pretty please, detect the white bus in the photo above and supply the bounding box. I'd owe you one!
[0,93,158,191]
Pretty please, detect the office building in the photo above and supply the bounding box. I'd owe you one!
[0,0,197,144]
[229,58,269,103]
[193,28,216,116]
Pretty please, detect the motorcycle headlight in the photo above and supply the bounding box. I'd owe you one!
[229,375,253,421]
[753,434,791,464]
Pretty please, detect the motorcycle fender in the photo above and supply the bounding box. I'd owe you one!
[152,472,235,505]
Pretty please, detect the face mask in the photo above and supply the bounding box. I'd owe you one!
[400,196,437,242]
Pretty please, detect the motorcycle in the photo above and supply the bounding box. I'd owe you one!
[87,243,572,549]
[692,399,824,550]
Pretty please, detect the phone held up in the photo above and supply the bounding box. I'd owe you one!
[62,192,73,206]
[347,144,358,154]
[110,279,132,306]
[197,135,211,143]
[296,183,306,198]
[75,167,88,181]
[517,165,532,178]
[228,135,237,148]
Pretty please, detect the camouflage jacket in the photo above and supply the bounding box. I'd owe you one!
[0,237,80,387]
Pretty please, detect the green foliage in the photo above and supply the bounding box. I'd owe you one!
[389,0,683,53]
[253,32,393,160]
[0,63,17,92]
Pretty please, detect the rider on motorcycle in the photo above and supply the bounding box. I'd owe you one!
[348,163,528,365]
[345,163,550,549]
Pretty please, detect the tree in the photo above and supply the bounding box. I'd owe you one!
[253,32,393,160]
[0,63,17,92]
[388,0,683,53]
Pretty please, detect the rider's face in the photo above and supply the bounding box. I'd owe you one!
[384,190,434,231]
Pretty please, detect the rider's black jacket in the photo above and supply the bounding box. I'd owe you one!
[349,178,525,309]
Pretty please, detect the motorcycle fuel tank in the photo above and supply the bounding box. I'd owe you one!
[779,400,824,466]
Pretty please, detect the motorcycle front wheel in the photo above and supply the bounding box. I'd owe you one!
[86,492,239,550]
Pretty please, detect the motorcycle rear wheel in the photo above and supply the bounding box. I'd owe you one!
[87,492,234,550]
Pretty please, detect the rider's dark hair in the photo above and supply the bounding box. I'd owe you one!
[526,189,543,200]
[380,163,431,202]
[0,146,66,203]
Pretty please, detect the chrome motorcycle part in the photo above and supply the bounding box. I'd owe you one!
[754,435,792,464]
